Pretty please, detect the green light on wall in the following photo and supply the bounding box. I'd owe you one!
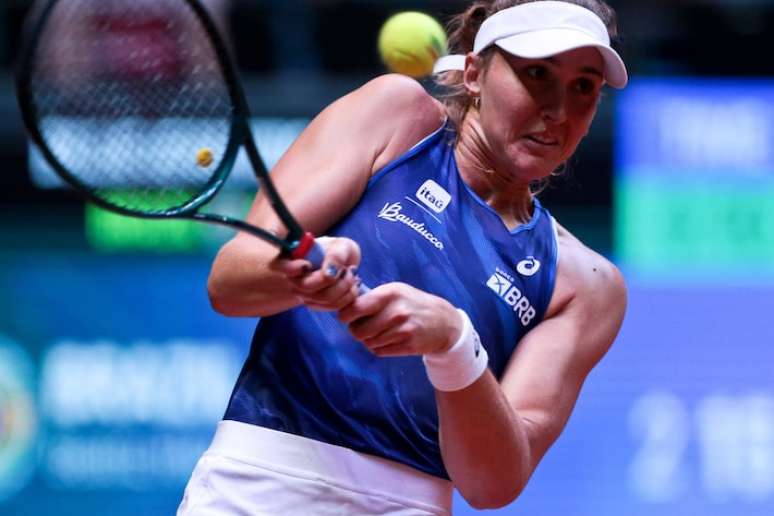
[84,192,254,252]
[85,206,206,252]
[615,177,774,275]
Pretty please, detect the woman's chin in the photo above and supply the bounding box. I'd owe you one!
[503,153,560,183]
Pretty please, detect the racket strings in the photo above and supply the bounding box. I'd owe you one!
[29,0,234,213]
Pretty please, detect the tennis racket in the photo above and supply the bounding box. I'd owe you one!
[16,0,335,270]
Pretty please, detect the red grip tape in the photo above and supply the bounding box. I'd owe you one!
[290,231,315,259]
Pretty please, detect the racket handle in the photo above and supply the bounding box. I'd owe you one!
[303,239,326,269]
[294,235,370,295]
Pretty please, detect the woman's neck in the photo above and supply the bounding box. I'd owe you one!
[454,115,535,230]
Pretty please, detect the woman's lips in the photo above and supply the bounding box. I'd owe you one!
[524,133,559,146]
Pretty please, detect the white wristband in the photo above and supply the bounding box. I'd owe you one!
[422,309,488,392]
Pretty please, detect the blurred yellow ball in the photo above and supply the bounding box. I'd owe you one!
[378,12,447,78]
[196,147,214,168]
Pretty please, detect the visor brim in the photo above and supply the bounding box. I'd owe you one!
[494,28,628,88]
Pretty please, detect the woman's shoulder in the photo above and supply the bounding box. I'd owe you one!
[346,75,447,171]
[356,74,446,122]
[545,221,627,320]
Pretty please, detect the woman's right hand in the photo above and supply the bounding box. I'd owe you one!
[270,236,362,312]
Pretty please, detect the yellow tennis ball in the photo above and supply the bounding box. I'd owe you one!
[378,12,447,78]
[196,147,214,168]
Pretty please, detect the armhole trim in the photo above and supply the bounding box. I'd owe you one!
[542,215,561,319]
[366,120,449,190]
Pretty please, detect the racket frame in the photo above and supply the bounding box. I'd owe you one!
[16,0,316,258]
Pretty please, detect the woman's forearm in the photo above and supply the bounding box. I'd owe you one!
[207,236,301,317]
[436,371,533,509]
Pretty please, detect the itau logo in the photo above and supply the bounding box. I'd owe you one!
[415,179,451,214]
[0,337,37,503]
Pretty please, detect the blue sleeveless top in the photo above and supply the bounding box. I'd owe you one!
[224,122,559,479]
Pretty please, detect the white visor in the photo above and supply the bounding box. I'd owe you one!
[433,1,628,89]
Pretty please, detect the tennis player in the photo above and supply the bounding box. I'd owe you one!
[179,0,628,514]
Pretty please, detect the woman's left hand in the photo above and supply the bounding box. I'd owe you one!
[337,283,463,357]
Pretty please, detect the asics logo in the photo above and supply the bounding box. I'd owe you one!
[516,256,541,276]
[377,202,444,250]
[415,179,451,214]
[486,269,537,326]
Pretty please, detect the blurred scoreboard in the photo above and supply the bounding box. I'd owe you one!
[614,79,774,282]
[0,255,253,515]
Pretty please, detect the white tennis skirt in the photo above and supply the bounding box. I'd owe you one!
[177,420,453,515]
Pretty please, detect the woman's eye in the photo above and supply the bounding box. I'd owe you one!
[574,78,597,95]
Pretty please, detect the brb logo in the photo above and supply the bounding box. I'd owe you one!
[486,268,536,326]
[415,179,451,214]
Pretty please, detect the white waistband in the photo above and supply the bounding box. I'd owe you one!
[208,420,453,513]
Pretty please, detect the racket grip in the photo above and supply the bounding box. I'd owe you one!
[310,242,371,295]
[297,237,370,295]
[303,240,326,269]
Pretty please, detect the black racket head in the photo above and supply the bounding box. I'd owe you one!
[16,0,249,217]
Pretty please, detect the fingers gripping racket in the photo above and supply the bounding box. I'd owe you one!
[16,0,327,267]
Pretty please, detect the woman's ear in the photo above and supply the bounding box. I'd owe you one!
[462,52,483,98]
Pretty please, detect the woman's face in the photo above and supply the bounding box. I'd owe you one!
[464,47,604,183]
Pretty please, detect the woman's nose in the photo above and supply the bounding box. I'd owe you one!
[539,87,567,124]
